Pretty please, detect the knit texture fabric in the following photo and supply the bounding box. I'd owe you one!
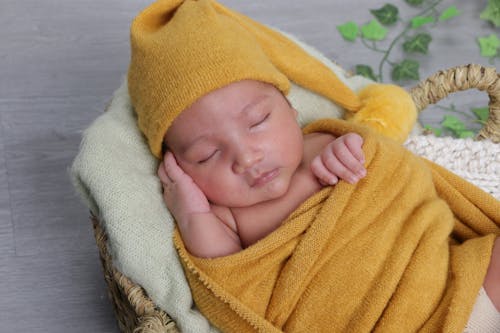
[128,0,416,158]
[405,135,500,199]
[72,31,375,333]
[464,287,500,332]
[72,26,498,333]
[71,77,499,333]
[174,118,500,333]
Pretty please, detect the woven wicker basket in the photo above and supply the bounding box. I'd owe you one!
[92,64,499,333]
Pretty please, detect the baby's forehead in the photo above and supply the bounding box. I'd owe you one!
[169,113,242,148]
[164,80,284,147]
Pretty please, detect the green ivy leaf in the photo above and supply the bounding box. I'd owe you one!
[403,33,432,54]
[424,125,442,136]
[471,107,489,122]
[405,0,424,6]
[477,34,500,57]
[442,115,465,131]
[439,5,461,21]
[441,115,467,137]
[371,4,399,25]
[411,16,435,28]
[355,64,378,81]
[480,0,500,27]
[361,19,389,41]
[337,21,359,41]
[391,59,420,81]
[457,130,475,138]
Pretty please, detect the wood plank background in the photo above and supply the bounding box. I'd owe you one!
[0,0,497,331]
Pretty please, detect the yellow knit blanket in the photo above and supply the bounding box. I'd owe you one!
[174,119,500,333]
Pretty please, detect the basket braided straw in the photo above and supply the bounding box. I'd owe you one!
[92,64,499,333]
[92,215,179,333]
[410,64,500,142]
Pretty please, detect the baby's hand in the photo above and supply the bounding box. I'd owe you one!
[311,133,366,186]
[157,151,211,222]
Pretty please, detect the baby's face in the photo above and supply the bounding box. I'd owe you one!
[165,80,304,208]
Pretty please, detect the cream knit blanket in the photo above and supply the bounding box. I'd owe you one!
[70,34,499,333]
[405,136,499,199]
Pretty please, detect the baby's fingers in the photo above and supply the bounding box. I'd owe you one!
[311,155,339,186]
[342,133,365,164]
[157,161,171,185]
[333,136,366,176]
[321,147,360,184]
[163,151,186,183]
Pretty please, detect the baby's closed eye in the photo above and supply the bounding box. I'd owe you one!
[250,112,270,128]
[197,149,219,164]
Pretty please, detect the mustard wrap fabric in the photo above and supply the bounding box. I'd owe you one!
[173,119,500,333]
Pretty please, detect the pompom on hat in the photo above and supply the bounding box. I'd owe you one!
[128,0,416,158]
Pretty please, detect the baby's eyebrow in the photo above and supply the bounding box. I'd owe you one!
[180,134,209,154]
[179,95,271,153]
[241,95,270,115]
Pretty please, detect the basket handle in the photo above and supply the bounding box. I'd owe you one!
[409,64,500,142]
[135,312,177,333]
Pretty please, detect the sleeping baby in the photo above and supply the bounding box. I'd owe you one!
[155,77,498,304]
[157,79,367,257]
[128,0,500,331]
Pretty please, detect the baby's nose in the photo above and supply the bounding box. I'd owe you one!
[232,149,263,174]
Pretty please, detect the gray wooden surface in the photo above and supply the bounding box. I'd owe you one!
[0,0,497,332]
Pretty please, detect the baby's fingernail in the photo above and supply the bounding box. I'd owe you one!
[349,176,358,184]
[357,169,366,178]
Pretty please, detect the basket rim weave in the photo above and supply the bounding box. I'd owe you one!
[92,214,180,333]
[92,64,500,333]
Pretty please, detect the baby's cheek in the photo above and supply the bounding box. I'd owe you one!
[263,175,290,199]
[200,176,238,204]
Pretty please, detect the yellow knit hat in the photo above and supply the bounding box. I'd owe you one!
[128,0,415,158]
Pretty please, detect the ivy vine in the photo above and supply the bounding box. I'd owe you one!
[336,0,500,138]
